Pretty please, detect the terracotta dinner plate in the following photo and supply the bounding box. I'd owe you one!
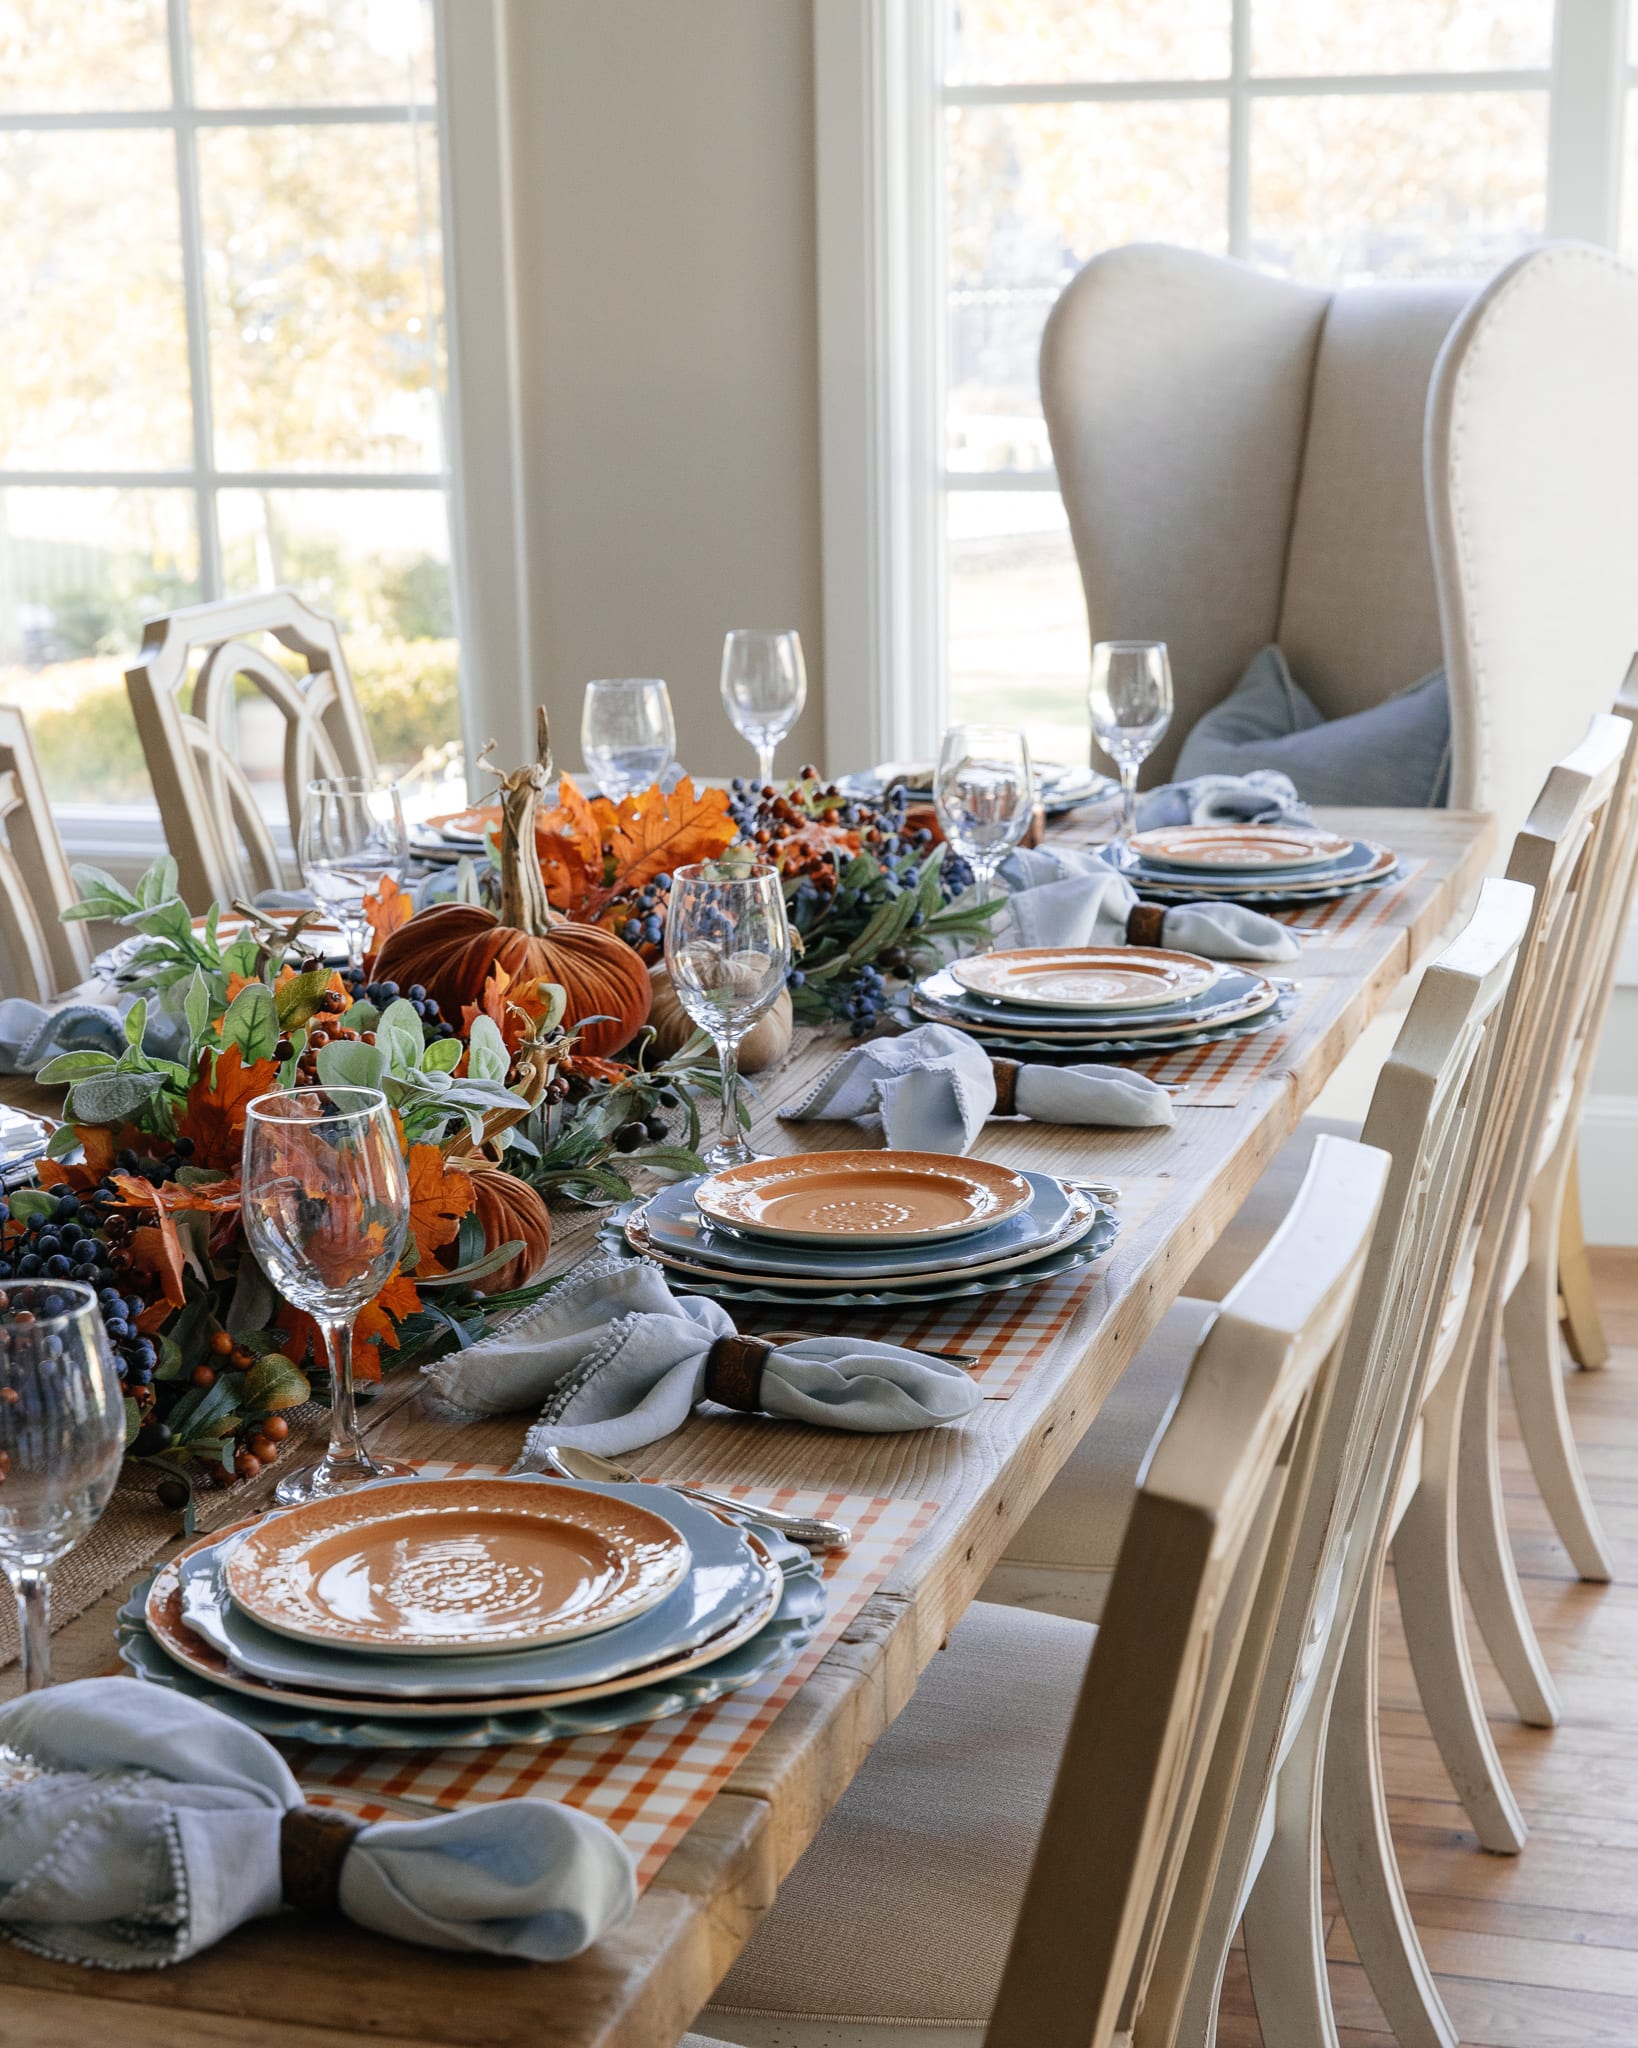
[952,945,1219,1012]
[694,1149,1033,1247]
[224,1479,691,1656]
[1127,825,1355,873]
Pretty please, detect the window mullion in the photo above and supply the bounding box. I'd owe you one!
[1546,0,1628,245]
[166,0,222,600]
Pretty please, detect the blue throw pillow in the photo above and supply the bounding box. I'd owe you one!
[1174,644,1451,808]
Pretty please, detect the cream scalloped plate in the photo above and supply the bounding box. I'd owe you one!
[1128,824,1355,873]
[695,1149,1033,1247]
[951,944,1219,1013]
[224,1479,692,1656]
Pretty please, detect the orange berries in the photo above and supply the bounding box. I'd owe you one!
[209,1330,234,1356]
[190,1363,217,1389]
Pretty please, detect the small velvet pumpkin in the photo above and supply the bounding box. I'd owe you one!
[645,966,793,1073]
[460,1163,553,1296]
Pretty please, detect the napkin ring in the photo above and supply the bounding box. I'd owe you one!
[989,1058,1021,1116]
[704,1333,774,1412]
[282,1806,365,1913]
[1125,903,1168,948]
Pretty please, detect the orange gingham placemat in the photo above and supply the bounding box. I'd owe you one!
[1105,982,1314,1107]
[292,1471,938,1889]
[1274,858,1428,948]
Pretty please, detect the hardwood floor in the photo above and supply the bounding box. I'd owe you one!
[1216,1248,1638,2047]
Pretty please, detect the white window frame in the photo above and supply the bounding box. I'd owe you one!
[0,0,534,871]
[815,0,1634,771]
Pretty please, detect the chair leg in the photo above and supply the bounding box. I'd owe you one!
[1558,1146,1609,1370]
[1457,1306,1565,1725]
[1504,1190,1614,1581]
[1392,1351,1529,1852]
[1322,1573,1459,2048]
[1241,1697,1343,2048]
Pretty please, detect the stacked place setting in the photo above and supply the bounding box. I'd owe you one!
[118,1471,826,1748]
[611,1149,1118,1307]
[909,944,1290,1058]
[1110,822,1400,904]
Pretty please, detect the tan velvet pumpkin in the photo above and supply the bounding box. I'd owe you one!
[645,966,794,1073]
[461,1164,553,1296]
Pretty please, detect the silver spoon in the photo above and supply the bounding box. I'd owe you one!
[536,1445,852,1552]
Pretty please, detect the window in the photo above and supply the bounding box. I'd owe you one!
[0,0,457,819]
[936,0,1609,771]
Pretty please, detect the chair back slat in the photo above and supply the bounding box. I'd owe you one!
[985,1135,1391,2048]
[0,707,95,1002]
[124,588,376,910]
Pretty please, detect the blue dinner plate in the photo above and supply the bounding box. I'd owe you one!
[938,963,1267,1030]
[1110,837,1387,890]
[640,1169,1076,1279]
[177,1480,772,1700]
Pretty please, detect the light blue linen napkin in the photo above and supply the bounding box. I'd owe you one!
[428,1255,981,1448]
[0,1678,635,1968]
[782,1022,1172,1154]
[1134,769,1312,830]
[0,995,192,1077]
[997,845,1301,963]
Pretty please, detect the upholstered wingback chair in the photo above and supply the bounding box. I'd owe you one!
[1040,240,1638,851]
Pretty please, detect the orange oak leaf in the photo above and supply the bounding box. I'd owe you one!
[460,959,514,1037]
[279,1263,421,1385]
[405,1145,474,1264]
[177,1042,281,1171]
[363,873,414,951]
[603,777,736,897]
[533,828,592,915]
[769,817,861,870]
[543,776,606,867]
[112,1177,190,1310]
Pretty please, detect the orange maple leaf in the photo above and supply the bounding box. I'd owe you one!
[542,776,606,866]
[769,817,861,870]
[602,777,737,898]
[405,1145,474,1264]
[280,1263,421,1385]
[112,1177,191,1310]
[177,1042,281,1171]
[363,872,414,951]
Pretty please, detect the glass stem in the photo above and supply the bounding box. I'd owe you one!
[323,1315,366,1466]
[344,918,365,974]
[10,1567,50,1693]
[756,743,775,787]
[1119,764,1139,840]
[718,1035,742,1152]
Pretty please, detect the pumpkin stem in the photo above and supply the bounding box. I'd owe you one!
[488,715,558,937]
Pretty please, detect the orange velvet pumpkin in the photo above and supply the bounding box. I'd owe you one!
[376,711,651,1058]
[460,1164,553,1296]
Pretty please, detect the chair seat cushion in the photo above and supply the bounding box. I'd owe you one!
[1186,1115,1362,1302]
[1174,644,1451,807]
[706,1601,1094,2032]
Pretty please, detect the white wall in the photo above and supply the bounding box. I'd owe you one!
[505,0,826,784]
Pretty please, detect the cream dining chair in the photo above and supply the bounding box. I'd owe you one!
[124,587,377,913]
[687,1134,1390,2048]
[0,704,94,1003]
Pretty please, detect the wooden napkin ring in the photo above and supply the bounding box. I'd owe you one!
[990,1057,1022,1116]
[703,1333,775,1412]
[1125,902,1168,948]
[282,1806,365,1913]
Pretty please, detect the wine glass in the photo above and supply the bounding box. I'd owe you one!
[298,776,409,973]
[665,861,791,1169]
[581,678,676,800]
[0,1281,124,1691]
[1089,641,1173,841]
[721,629,807,787]
[933,724,1035,932]
[241,1086,412,1505]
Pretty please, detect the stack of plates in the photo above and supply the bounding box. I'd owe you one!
[1111,824,1399,904]
[836,761,1114,817]
[909,945,1290,1056]
[608,1152,1118,1307]
[117,1475,825,1748]
[408,805,496,866]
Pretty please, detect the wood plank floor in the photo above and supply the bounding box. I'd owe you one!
[1217,1247,1638,2048]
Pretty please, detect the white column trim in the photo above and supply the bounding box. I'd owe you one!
[813,0,944,774]
[436,0,535,785]
[1546,0,1630,243]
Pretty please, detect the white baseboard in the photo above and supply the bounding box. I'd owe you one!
[1579,1094,1638,1246]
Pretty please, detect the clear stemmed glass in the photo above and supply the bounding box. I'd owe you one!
[1089,640,1173,841]
[241,1086,413,1505]
[665,861,791,1170]
[0,1281,124,1691]
[298,776,409,973]
[933,724,1035,936]
[720,629,807,787]
[581,678,676,801]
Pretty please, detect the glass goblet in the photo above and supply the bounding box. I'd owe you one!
[241,1086,412,1506]
[1089,640,1173,841]
[721,629,807,787]
[297,776,409,972]
[0,1280,125,1691]
[581,678,676,801]
[665,860,791,1169]
[933,724,1035,939]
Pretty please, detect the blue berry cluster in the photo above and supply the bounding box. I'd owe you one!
[0,1183,157,1401]
[618,871,672,951]
[342,969,458,1040]
[842,963,890,1036]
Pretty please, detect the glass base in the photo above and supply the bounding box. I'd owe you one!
[274,1447,415,1507]
[700,1136,760,1171]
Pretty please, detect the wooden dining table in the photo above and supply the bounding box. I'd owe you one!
[0,805,1491,2048]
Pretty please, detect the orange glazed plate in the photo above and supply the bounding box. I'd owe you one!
[695,1149,1033,1247]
